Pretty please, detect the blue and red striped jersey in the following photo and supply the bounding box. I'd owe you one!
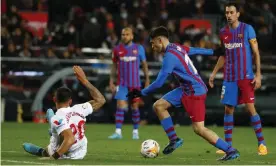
[220,22,256,81]
[112,43,146,88]
[142,43,207,96]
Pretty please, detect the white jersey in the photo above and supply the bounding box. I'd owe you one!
[50,102,93,155]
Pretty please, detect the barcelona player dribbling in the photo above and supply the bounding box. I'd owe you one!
[128,26,240,161]
[209,2,268,155]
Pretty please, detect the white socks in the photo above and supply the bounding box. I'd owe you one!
[115,128,122,135]
[133,129,138,134]
[115,129,139,135]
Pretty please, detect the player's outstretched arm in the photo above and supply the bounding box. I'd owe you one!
[141,71,168,96]
[187,47,214,56]
[141,53,175,96]
[209,56,225,88]
[51,129,75,159]
[180,45,214,56]
[73,66,106,111]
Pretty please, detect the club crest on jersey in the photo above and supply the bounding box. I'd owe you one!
[53,119,63,126]
[132,49,138,55]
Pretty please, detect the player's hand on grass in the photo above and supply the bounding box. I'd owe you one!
[126,89,142,100]
[252,74,261,90]
[209,74,215,88]
[73,65,88,85]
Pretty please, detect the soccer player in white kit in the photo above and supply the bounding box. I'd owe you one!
[23,66,106,159]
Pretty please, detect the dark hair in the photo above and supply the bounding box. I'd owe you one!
[225,2,240,12]
[55,87,72,103]
[149,26,169,39]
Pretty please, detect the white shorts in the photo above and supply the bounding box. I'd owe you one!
[47,136,87,159]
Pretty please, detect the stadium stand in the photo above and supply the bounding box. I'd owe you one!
[1,0,276,126]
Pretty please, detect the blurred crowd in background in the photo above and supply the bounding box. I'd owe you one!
[1,0,276,124]
[1,0,276,62]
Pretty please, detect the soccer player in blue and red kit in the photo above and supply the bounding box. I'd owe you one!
[128,26,240,161]
[108,27,150,140]
[209,2,267,155]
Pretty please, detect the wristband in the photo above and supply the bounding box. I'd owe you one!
[52,151,60,160]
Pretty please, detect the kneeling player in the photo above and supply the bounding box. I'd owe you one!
[23,66,106,159]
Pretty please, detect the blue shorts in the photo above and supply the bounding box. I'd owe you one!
[162,87,184,108]
[221,80,255,106]
[162,87,207,108]
[114,86,128,100]
[114,85,141,101]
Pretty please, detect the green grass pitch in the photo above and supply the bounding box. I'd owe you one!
[1,123,276,165]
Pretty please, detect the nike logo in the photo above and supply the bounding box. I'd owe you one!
[225,36,228,39]
[190,116,194,119]
[250,98,255,100]
[118,51,124,54]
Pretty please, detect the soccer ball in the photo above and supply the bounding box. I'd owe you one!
[140,139,160,158]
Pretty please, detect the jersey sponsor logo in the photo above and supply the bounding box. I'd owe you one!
[119,56,137,62]
[224,43,243,49]
[53,119,64,126]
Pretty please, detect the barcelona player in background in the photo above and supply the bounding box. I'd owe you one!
[108,27,150,140]
[209,2,268,155]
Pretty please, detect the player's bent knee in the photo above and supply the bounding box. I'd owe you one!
[192,122,205,135]
[153,99,168,112]
[117,100,128,108]
[153,101,161,112]
[131,102,139,110]
[193,126,202,135]
[225,105,234,114]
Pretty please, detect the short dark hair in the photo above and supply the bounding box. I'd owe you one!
[225,2,240,12]
[149,26,169,39]
[55,87,72,103]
